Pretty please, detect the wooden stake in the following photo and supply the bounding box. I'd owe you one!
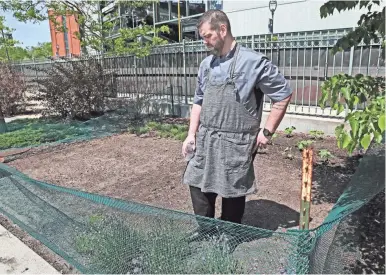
[299,147,313,230]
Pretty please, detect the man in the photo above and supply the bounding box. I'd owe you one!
[182,10,292,241]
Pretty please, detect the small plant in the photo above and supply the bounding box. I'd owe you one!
[297,140,314,151]
[309,130,324,140]
[284,126,296,138]
[268,133,278,145]
[318,149,334,163]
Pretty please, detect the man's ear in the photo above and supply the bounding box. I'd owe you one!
[220,24,227,37]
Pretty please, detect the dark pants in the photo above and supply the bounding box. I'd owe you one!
[189,185,246,224]
[189,151,257,225]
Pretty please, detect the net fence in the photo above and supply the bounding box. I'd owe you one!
[0,125,384,274]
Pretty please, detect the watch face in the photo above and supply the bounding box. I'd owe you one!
[263,129,272,136]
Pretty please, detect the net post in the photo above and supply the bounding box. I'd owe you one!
[300,146,314,230]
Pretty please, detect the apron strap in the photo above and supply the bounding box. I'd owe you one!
[229,43,241,79]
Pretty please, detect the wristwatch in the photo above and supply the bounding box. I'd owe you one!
[262,128,274,137]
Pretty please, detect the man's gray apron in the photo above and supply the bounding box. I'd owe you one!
[183,44,261,198]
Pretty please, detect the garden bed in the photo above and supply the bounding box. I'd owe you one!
[6,120,361,230]
[0,117,373,273]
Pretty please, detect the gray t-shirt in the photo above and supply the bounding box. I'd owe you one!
[193,43,292,117]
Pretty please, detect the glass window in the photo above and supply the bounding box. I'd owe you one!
[208,0,223,10]
[187,1,206,16]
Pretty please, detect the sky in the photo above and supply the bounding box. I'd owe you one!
[3,10,51,48]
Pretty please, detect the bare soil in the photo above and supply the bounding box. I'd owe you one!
[8,130,361,229]
[2,127,364,273]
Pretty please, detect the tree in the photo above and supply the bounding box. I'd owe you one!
[28,42,52,59]
[1,0,169,57]
[318,0,385,154]
[0,15,19,61]
[0,46,30,61]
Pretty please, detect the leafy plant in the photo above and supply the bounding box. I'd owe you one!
[297,140,314,151]
[309,130,324,140]
[284,126,296,138]
[319,73,385,153]
[318,149,334,163]
[319,1,385,154]
[29,57,115,120]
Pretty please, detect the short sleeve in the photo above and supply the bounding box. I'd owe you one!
[255,56,292,102]
[193,63,205,106]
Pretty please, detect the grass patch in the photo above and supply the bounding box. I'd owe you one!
[128,121,188,141]
[0,117,92,150]
[1,115,189,151]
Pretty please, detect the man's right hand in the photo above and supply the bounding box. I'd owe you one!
[182,134,196,157]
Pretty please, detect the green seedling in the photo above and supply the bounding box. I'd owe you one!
[297,140,314,151]
[318,149,334,163]
[309,130,324,140]
[268,133,278,145]
[284,126,296,138]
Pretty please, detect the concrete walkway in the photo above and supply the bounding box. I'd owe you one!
[0,224,59,274]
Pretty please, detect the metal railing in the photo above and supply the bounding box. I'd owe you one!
[11,28,385,118]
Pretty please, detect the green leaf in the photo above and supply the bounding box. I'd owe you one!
[349,117,359,138]
[337,103,345,114]
[342,132,352,149]
[360,134,371,150]
[341,87,350,99]
[374,132,383,143]
[335,124,344,137]
[378,114,385,132]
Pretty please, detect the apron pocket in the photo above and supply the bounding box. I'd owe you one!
[221,135,252,172]
[191,130,206,169]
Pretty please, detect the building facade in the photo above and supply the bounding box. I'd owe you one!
[222,0,385,37]
[99,0,384,44]
[48,9,81,57]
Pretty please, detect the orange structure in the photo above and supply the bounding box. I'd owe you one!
[48,9,81,57]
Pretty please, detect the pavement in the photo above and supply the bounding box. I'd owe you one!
[0,224,59,274]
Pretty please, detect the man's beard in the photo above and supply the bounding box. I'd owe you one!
[207,38,225,56]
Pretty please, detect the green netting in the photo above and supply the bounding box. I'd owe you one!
[0,128,384,274]
[1,111,137,152]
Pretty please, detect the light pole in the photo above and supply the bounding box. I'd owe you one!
[268,0,277,34]
[132,9,136,29]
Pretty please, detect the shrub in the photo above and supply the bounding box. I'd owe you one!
[0,62,27,116]
[30,57,115,120]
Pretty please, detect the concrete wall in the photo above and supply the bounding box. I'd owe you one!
[222,0,385,36]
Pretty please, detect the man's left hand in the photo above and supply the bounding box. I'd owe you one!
[256,130,269,149]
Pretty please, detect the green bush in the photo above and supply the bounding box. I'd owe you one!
[29,57,115,120]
